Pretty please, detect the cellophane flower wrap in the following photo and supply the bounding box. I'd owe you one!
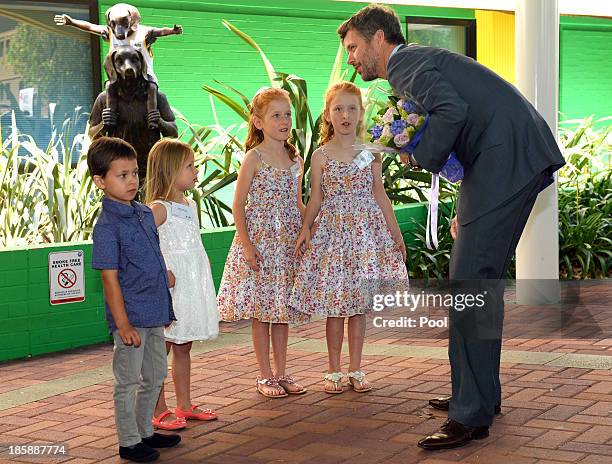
[368,96,463,183]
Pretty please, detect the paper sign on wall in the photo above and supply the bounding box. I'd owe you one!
[19,88,35,117]
[49,250,85,305]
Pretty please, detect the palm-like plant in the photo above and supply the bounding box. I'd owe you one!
[1,111,101,247]
[557,116,611,278]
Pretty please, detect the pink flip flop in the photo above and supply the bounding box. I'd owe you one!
[152,410,187,430]
[175,405,218,421]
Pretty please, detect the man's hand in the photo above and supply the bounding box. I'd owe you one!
[117,323,141,347]
[450,215,458,240]
[173,24,183,34]
[399,153,421,170]
[167,270,176,288]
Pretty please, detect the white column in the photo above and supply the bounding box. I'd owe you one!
[514,0,561,304]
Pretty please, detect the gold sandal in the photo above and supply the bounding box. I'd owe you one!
[323,372,344,394]
[277,375,307,395]
[347,370,372,393]
[256,376,288,398]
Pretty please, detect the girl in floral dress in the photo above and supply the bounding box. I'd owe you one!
[217,88,309,398]
[291,82,408,394]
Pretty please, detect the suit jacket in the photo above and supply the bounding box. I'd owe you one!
[387,44,565,225]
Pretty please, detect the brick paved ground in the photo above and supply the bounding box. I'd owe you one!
[0,281,610,463]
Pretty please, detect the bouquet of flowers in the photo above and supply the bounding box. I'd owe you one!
[368,96,463,183]
[367,96,464,250]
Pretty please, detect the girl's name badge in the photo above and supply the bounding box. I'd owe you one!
[171,202,194,222]
[353,150,375,169]
[290,163,301,178]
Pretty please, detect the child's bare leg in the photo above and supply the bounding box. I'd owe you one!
[270,323,288,376]
[348,314,370,390]
[348,314,366,372]
[325,317,344,392]
[171,342,193,411]
[271,323,305,394]
[153,341,184,426]
[252,318,284,396]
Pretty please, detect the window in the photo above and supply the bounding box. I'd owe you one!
[405,17,477,59]
[0,1,101,154]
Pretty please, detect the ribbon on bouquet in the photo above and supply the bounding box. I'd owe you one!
[426,173,439,250]
[401,113,442,250]
[400,115,462,250]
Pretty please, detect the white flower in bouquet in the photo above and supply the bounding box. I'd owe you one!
[382,107,396,123]
[379,125,393,145]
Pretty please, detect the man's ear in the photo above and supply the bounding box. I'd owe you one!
[374,29,386,47]
[92,175,106,190]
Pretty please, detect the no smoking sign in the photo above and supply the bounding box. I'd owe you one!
[49,250,85,304]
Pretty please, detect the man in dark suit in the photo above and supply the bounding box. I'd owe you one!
[338,5,565,450]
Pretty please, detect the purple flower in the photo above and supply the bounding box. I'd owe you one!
[407,113,420,126]
[370,125,383,140]
[394,132,410,147]
[390,119,408,136]
[402,100,417,113]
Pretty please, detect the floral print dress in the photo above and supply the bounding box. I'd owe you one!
[217,149,310,324]
[290,147,408,317]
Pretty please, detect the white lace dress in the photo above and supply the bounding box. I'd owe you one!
[154,199,219,343]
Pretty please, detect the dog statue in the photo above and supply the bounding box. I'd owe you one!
[55,3,182,129]
[88,45,178,181]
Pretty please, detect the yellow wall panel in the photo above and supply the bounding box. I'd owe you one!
[476,10,515,84]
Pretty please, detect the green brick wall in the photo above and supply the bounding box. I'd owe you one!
[0,244,109,362]
[0,203,426,362]
[559,16,612,126]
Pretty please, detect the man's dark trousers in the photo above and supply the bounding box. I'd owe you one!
[448,171,550,427]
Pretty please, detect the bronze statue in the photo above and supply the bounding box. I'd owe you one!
[55,3,182,130]
[88,45,178,180]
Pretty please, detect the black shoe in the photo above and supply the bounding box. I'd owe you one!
[428,396,501,414]
[142,432,181,448]
[418,419,489,450]
[118,442,160,462]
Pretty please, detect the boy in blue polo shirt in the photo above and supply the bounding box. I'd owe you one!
[88,137,180,462]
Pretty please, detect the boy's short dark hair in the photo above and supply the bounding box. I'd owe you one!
[337,4,405,45]
[86,136,137,177]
